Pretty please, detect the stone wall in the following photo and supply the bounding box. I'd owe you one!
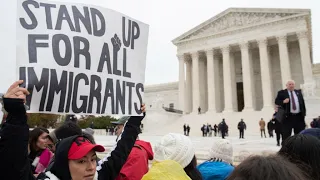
[144,82,179,110]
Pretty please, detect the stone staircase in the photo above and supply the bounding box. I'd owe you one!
[142,106,318,137]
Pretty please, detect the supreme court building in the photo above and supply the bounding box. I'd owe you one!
[172,8,314,114]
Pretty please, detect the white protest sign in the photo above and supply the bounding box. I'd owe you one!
[16,0,149,116]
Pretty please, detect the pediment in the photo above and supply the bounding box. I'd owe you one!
[173,8,310,44]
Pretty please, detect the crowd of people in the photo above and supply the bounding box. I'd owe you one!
[1,79,320,180]
[198,120,229,138]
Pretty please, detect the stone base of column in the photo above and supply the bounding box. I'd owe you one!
[205,109,217,114]
[222,109,234,113]
[242,107,255,112]
[191,111,201,115]
[261,106,274,113]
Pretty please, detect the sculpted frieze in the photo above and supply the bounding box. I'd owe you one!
[182,12,296,41]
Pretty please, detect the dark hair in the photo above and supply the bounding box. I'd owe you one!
[227,155,310,180]
[279,134,320,180]
[29,127,49,153]
[54,122,82,140]
[184,156,202,180]
[82,132,96,144]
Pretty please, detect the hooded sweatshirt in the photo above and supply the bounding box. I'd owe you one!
[115,140,154,180]
[36,135,98,180]
[0,98,34,180]
[38,115,144,180]
[197,161,234,180]
[142,160,191,180]
[50,135,79,179]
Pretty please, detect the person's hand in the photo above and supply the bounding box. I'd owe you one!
[4,80,29,102]
[283,98,290,104]
[141,104,146,113]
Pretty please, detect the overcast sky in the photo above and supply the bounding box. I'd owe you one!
[0,0,319,93]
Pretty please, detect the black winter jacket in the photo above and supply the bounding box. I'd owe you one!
[0,98,34,180]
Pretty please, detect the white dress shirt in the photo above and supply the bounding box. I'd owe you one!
[287,90,300,113]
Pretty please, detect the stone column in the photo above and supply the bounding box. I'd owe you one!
[206,49,216,112]
[277,35,292,87]
[178,54,185,113]
[257,38,274,110]
[214,54,221,112]
[297,31,313,83]
[240,42,255,111]
[185,59,193,113]
[222,46,234,112]
[191,52,200,113]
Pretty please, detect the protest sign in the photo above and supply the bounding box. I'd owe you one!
[16,0,149,116]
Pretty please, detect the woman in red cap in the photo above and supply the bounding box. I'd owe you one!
[0,80,146,180]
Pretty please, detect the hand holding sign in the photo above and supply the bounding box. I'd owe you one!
[141,103,146,113]
[4,80,30,103]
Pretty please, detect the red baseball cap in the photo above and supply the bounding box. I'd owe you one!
[68,137,105,160]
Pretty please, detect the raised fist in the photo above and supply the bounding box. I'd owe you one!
[111,34,122,52]
[4,80,29,103]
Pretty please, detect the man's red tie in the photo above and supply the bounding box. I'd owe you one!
[290,91,296,110]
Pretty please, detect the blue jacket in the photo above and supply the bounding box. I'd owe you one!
[197,161,234,180]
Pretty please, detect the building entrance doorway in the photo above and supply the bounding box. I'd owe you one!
[237,82,244,111]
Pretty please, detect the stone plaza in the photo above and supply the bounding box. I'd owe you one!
[94,134,281,164]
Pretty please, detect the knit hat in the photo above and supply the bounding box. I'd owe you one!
[154,133,195,168]
[209,139,233,164]
[83,128,95,136]
[300,128,320,139]
[111,116,130,125]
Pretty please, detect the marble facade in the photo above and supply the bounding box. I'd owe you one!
[172,8,314,114]
[143,8,320,136]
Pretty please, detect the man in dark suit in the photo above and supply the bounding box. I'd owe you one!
[275,80,306,143]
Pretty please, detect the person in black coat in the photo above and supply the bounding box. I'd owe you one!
[0,80,146,180]
[186,125,190,136]
[267,120,274,138]
[219,119,227,139]
[238,119,246,139]
[272,113,282,146]
[0,81,33,180]
[213,124,218,136]
[275,80,306,143]
[183,124,187,135]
